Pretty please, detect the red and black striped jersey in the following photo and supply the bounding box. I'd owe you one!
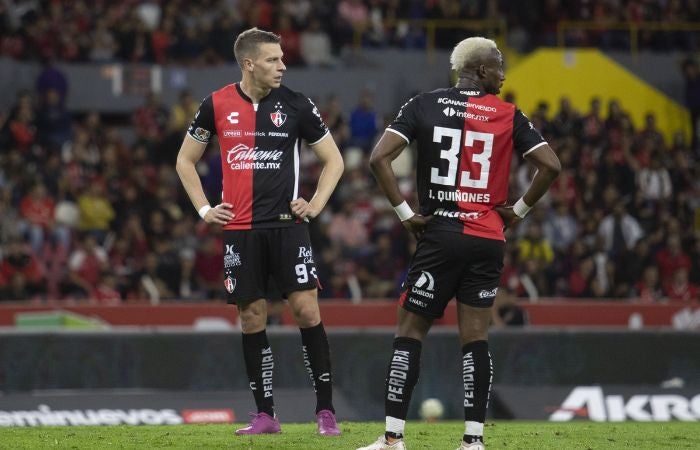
[188,83,329,230]
[387,87,547,241]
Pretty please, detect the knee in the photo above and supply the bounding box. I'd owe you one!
[238,304,267,333]
[292,303,320,328]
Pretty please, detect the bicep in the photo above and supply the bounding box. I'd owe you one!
[370,130,408,163]
[177,134,208,164]
[524,143,560,172]
[310,133,341,162]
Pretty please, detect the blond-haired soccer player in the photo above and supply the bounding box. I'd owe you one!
[357,37,560,450]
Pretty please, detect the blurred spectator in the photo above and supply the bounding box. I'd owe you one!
[36,57,68,107]
[19,181,70,251]
[322,95,350,146]
[634,265,665,303]
[90,273,122,305]
[517,222,554,266]
[133,91,169,148]
[656,234,692,286]
[361,232,404,297]
[276,15,302,66]
[551,97,580,138]
[0,239,46,300]
[681,57,700,152]
[89,18,118,62]
[7,100,36,153]
[664,268,699,302]
[327,200,369,253]
[36,88,72,150]
[349,90,378,151]
[568,257,595,297]
[597,201,644,263]
[542,201,578,253]
[581,97,604,145]
[64,233,108,299]
[636,151,672,203]
[194,233,224,299]
[77,178,115,243]
[300,18,334,67]
[139,251,175,303]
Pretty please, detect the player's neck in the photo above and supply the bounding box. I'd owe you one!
[455,76,482,91]
[239,79,271,104]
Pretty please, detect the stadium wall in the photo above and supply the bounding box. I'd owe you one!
[1,301,698,327]
[1,329,698,421]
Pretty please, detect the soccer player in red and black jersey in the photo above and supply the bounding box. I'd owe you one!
[358,38,560,450]
[176,28,344,437]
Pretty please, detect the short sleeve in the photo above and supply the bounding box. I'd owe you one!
[387,95,420,144]
[298,97,329,145]
[187,95,216,143]
[513,109,547,156]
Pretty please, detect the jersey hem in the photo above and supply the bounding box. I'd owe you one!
[386,127,410,143]
[308,130,330,146]
[523,141,548,156]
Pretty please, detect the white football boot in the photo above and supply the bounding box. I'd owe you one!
[456,441,485,450]
[356,436,407,450]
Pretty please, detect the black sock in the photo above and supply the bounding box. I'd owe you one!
[242,330,275,416]
[464,435,484,444]
[384,337,422,440]
[300,322,333,413]
[462,340,492,443]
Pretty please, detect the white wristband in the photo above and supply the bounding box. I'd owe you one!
[198,205,212,219]
[512,197,532,218]
[393,200,415,222]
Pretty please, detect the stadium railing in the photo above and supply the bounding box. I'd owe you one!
[556,20,700,57]
[351,18,508,58]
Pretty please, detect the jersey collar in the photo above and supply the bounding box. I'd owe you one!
[455,86,486,97]
[235,82,275,105]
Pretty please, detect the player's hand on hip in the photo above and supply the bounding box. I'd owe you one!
[290,197,319,219]
[402,214,431,240]
[494,205,522,229]
[204,202,235,225]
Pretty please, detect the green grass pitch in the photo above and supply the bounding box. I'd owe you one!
[0,421,698,449]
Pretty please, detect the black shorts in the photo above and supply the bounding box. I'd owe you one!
[399,228,505,318]
[223,226,319,304]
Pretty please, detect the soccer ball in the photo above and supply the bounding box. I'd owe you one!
[419,398,444,421]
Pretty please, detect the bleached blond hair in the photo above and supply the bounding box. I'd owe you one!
[450,37,497,72]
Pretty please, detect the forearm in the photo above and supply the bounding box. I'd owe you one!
[521,167,559,206]
[369,157,404,207]
[309,157,343,212]
[176,158,210,211]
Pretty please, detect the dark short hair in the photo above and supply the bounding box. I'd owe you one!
[233,28,281,67]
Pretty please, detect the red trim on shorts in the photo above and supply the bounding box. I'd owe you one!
[398,289,407,307]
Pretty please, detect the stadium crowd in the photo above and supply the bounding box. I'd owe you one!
[0,1,698,305]
[1,0,699,66]
[0,67,698,304]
